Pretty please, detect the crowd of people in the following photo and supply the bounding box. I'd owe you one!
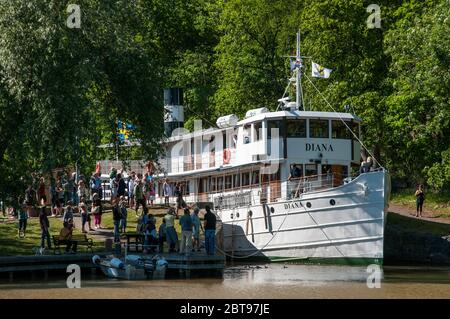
[135,205,217,256]
[10,170,216,256]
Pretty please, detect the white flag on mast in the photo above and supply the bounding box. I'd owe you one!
[311,62,332,78]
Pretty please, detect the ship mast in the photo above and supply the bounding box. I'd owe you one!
[296,30,303,111]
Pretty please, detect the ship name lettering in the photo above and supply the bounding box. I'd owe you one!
[305,143,334,152]
[285,201,301,210]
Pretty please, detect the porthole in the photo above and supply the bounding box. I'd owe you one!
[270,207,275,214]
[306,202,312,208]
[330,199,336,206]
[236,212,240,218]
[248,210,253,217]
[230,213,234,219]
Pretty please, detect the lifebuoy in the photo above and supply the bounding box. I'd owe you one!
[95,162,101,174]
[223,148,231,164]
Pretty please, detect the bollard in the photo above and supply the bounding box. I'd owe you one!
[105,238,113,251]
[114,242,121,256]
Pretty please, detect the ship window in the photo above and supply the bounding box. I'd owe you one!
[217,176,224,191]
[182,181,189,195]
[243,125,251,144]
[251,170,260,185]
[305,164,317,176]
[287,119,306,138]
[254,122,263,141]
[233,174,240,188]
[225,175,232,190]
[223,132,227,149]
[309,119,329,138]
[332,120,351,139]
[210,177,216,192]
[242,172,250,186]
[268,120,284,139]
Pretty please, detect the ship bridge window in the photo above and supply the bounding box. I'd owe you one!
[254,122,263,141]
[309,119,329,138]
[243,125,251,144]
[287,119,306,138]
[332,120,352,139]
[268,120,285,139]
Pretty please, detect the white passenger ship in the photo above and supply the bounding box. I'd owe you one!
[154,32,390,264]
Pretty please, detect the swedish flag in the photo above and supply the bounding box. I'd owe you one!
[118,121,135,141]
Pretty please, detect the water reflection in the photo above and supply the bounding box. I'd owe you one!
[224,264,377,286]
[0,264,449,299]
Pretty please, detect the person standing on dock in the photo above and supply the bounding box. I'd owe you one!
[191,207,203,252]
[119,196,128,233]
[134,177,146,212]
[163,179,171,207]
[127,172,136,208]
[91,193,102,229]
[179,208,193,256]
[39,206,51,254]
[158,219,167,253]
[204,205,216,255]
[164,208,178,253]
[415,184,425,218]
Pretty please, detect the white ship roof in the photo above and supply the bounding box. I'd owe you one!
[238,110,361,125]
[166,110,361,142]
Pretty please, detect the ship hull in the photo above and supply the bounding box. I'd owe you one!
[217,170,389,265]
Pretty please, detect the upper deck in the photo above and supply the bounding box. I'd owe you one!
[159,109,362,178]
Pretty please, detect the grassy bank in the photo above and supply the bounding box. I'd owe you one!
[390,189,450,219]
[387,212,450,236]
[0,206,186,256]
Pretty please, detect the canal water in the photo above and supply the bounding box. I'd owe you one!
[0,264,449,298]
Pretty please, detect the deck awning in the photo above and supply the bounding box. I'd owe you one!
[156,159,285,179]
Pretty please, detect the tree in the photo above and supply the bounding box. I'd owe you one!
[384,0,450,187]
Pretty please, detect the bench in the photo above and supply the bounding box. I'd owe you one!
[124,232,159,253]
[52,234,94,254]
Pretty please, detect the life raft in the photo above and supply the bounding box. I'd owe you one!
[223,148,231,164]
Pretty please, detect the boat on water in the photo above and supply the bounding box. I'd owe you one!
[92,255,168,280]
[109,31,390,265]
[152,31,390,265]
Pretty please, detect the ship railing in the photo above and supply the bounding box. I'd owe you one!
[194,173,349,208]
[286,174,335,199]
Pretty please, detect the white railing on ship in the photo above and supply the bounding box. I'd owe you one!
[193,172,350,208]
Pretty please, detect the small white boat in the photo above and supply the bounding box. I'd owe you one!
[92,255,168,280]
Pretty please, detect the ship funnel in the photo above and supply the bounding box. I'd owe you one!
[163,88,184,136]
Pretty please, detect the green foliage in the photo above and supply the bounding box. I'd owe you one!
[0,0,449,204]
[425,149,450,191]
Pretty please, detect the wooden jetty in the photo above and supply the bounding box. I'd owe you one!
[0,253,97,281]
[0,252,225,280]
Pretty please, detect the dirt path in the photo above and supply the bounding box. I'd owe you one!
[389,203,450,225]
[72,215,113,241]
